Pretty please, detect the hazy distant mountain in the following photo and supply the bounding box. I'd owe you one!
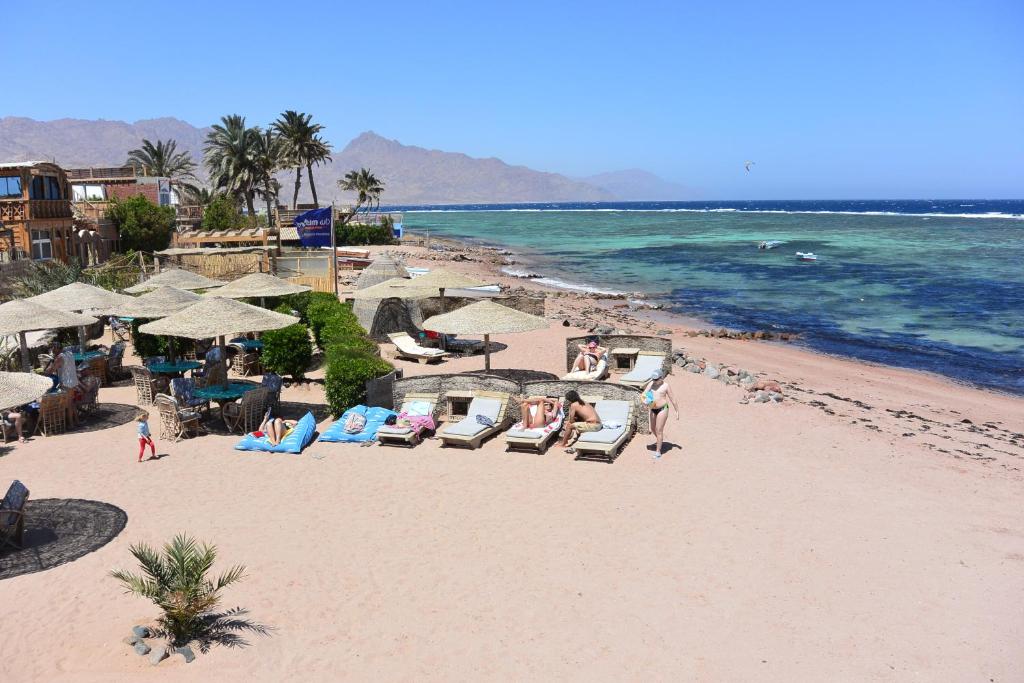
[0,116,687,204]
[580,169,699,201]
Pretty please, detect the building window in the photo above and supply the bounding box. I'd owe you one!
[31,229,52,261]
[0,176,22,199]
[29,176,62,200]
[72,184,106,201]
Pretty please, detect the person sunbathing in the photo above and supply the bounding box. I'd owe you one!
[571,338,607,372]
[558,390,602,450]
[257,410,297,446]
[519,396,560,429]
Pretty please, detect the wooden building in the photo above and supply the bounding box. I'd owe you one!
[0,161,76,262]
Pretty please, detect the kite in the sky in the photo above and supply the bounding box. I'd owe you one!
[744,161,756,172]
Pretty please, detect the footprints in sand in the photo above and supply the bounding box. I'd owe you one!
[783,385,1022,470]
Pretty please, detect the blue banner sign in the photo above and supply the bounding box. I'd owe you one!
[293,207,333,247]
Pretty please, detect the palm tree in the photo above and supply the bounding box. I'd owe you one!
[272,111,332,208]
[126,138,200,198]
[204,115,261,221]
[110,534,248,648]
[337,168,385,226]
[252,129,287,231]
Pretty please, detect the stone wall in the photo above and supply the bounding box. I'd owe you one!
[564,334,673,376]
[393,373,522,423]
[365,369,402,409]
[522,380,648,434]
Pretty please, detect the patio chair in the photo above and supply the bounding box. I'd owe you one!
[232,350,262,377]
[170,377,210,416]
[196,360,227,389]
[260,372,283,414]
[376,392,440,448]
[106,342,126,382]
[34,393,66,437]
[618,352,667,387]
[143,356,166,367]
[129,366,168,406]
[77,376,101,415]
[154,394,201,441]
[437,390,511,449]
[387,332,449,364]
[79,356,108,388]
[505,399,565,454]
[572,399,636,462]
[110,316,131,343]
[0,480,30,552]
[222,387,270,434]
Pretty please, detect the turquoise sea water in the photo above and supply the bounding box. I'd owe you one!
[400,202,1024,395]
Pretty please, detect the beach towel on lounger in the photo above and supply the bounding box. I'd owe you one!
[506,408,565,440]
[319,405,398,443]
[235,411,317,453]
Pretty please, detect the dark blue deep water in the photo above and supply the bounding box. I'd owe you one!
[393,200,1024,395]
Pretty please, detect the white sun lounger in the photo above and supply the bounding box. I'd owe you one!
[437,391,510,449]
[618,352,666,387]
[562,354,609,381]
[388,332,449,364]
[573,399,634,462]
[504,401,565,454]
[376,392,439,447]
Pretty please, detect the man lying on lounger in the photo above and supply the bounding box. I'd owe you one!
[558,390,602,451]
[519,396,561,429]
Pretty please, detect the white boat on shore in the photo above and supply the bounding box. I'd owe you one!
[795,252,818,262]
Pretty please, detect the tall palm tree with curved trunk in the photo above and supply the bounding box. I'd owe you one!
[204,115,261,222]
[126,138,199,197]
[337,168,385,226]
[272,111,332,209]
[252,129,287,230]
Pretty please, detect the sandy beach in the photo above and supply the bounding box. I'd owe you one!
[1,245,1022,681]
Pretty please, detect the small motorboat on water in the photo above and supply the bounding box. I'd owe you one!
[795,252,818,262]
[758,240,784,250]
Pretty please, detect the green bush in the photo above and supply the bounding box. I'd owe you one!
[260,312,313,381]
[130,319,168,358]
[320,307,369,349]
[334,222,397,246]
[107,195,176,253]
[201,195,244,231]
[323,346,393,416]
[305,292,341,346]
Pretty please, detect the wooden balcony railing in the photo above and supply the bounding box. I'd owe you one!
[175,205,204,221]
[66,166,138,181]
[0,199,72,221]
[74,200,111,221]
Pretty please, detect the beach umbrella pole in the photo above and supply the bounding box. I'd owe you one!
[18,332,31,372]
[218,335,228,388]
[483,333,491,371]
[78,325,87,351]
[439,288,447,351]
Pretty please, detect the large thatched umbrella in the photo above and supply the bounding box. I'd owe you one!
[115,286,202,318]
[124,269,223,294]
[421,300,547,371]
[349,277,428,301]
[0,371,53,410]
[139,297,299,387]
[391,268,489,300]
[206,272,311,306]
[355,254,407,290]
[28,282,133,348]
[0,300,98,371]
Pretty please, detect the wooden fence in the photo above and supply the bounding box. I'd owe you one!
[287,275,335,293]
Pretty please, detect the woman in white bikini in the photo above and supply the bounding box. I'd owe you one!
[571,338,607,373]
[642,369,678,457]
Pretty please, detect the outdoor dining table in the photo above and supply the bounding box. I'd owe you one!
[194,381,259,420]
[72,350,105,363]
[229,339,264,351]
[146,360,202,376]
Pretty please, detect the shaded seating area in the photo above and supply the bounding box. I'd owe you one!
[129,366,169,406]
[222,387,271,434]
[154,394,202,441]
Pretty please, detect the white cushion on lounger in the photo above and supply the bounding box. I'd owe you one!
[442,418,487,437]
[620,355,664,383]
[578,425,626,444]
[465,397,502,422]
[506,428,543,440]
[594,400,630,425]
[377,425,413,435]
[393,335,445,356]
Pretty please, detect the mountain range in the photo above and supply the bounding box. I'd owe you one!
[0,116,696,204]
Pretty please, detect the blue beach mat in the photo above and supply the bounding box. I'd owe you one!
[318,405,398,443]
[234,411,317,454]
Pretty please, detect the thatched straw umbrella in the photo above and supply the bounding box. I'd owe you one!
[0,300,98,371]
[206,272,311,306]
[348,277,431,301]
[115,286,202,318]
[421,300,547,371]
[124,269,223,294]
[391,268,489,300]
[139,297,299,387]
[0,371,53,411]
[355,254,407,290]
[28,282,133,348]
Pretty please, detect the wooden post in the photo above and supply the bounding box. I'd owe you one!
[136,251,146,283]
[18,332,31,372]
[483,333,491,371]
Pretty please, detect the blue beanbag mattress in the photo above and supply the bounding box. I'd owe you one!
[234,411,317,453]
[318,405,398,443]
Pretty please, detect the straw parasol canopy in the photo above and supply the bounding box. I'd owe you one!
[140,297,300,387]
[355,254,407,290]
[349,277,426,301]
[421,300,548,371]
[124,269,223,294]
[207,272,311,299]
[391,268,489,294]
[0,371,53,411]
[0,300,98,371]
[114,286,202,318]
[28,282,132,315]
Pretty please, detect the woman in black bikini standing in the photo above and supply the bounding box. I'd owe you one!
[642,369,678,457]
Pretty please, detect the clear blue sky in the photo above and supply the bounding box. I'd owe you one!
[6,1,1022,198]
